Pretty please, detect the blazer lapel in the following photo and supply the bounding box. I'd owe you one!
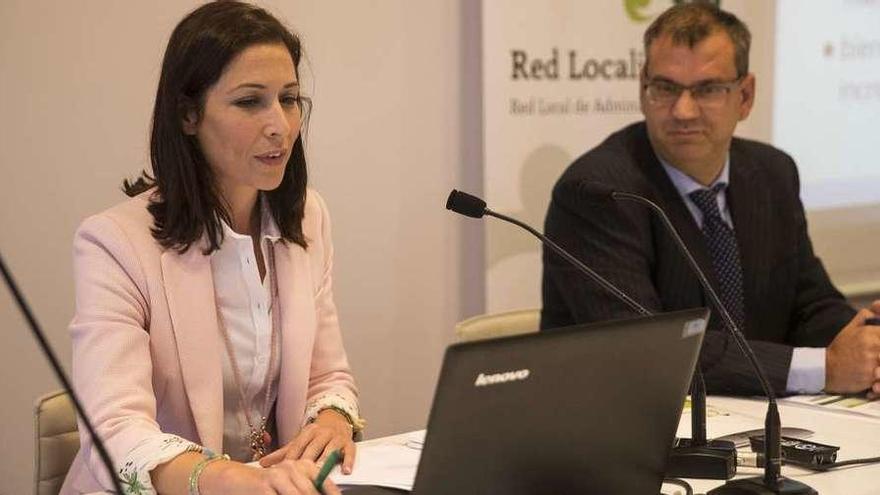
[160,244,224,450]
[273,240,318,444]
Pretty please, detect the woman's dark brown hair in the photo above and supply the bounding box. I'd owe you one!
[125,0,310,253]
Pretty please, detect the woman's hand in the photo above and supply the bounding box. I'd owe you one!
[200,458,340,495]
[259,409,356,474]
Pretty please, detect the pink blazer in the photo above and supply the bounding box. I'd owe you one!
[61,189,358,494]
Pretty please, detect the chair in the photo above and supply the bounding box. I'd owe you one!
[34,390,79,495]
[454,308,541,342]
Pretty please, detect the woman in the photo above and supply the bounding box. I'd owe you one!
[61,2,361,494]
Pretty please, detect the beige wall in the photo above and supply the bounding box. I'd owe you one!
[0,1,479,493]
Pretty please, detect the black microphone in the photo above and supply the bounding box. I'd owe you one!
[585,183,815,494]
[0,252,124,494]
[446,189,651,316]
[446,189,488,219]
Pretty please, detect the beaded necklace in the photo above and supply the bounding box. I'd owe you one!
[216,243,280,461]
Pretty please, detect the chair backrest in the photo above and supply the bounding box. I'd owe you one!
[34,390,79,495]
[454,308,541,342]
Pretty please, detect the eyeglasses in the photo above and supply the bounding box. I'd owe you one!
[643,77,743,107]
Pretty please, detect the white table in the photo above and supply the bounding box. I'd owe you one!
[339,396,880,494]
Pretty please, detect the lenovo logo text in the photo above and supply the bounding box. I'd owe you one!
[474,369,531,387]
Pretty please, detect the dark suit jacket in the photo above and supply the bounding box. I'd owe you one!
[541,121,855,395]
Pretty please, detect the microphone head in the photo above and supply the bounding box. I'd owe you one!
[446,189,487,218]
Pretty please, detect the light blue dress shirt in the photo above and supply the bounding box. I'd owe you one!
[658,157,825,394]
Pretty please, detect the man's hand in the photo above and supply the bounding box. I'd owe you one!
[825,301,880,394]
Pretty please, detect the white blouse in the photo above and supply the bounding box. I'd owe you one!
[213,208,281,461]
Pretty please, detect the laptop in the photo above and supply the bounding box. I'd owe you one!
[405,308,709,494]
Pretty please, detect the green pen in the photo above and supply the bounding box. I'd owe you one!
[314,449,341,494]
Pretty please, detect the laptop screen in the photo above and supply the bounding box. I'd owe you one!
[412,308,708,494]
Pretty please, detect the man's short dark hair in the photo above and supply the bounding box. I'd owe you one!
[643,2,751,78]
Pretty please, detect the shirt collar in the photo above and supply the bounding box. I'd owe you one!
[219,193,282,244]
[259,194,282,242]
[659,155,730,198]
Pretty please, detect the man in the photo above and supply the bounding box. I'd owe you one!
[541,3,880,396]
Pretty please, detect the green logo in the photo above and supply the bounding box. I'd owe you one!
[625,0,653,22]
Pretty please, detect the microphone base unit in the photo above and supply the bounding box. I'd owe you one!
[707,476,817,494]
[667,438,736,480]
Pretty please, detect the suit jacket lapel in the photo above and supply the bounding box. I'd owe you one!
[160,244,224,450]
[727,142,763,335]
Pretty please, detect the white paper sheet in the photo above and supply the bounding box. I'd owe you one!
[332,430,425,491]
[781,394,880,419]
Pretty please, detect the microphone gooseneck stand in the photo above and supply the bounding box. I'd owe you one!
[0,253,124,494]
[445,189,649,315]
[446,189,728,480]
[611,190,815,495]
[487,208,651,318]
[450,188,734,479]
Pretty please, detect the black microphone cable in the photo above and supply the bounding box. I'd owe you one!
[662,477,695,495]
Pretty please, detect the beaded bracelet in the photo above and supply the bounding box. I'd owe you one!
[188,448,230,495]
[314,405,365,436]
